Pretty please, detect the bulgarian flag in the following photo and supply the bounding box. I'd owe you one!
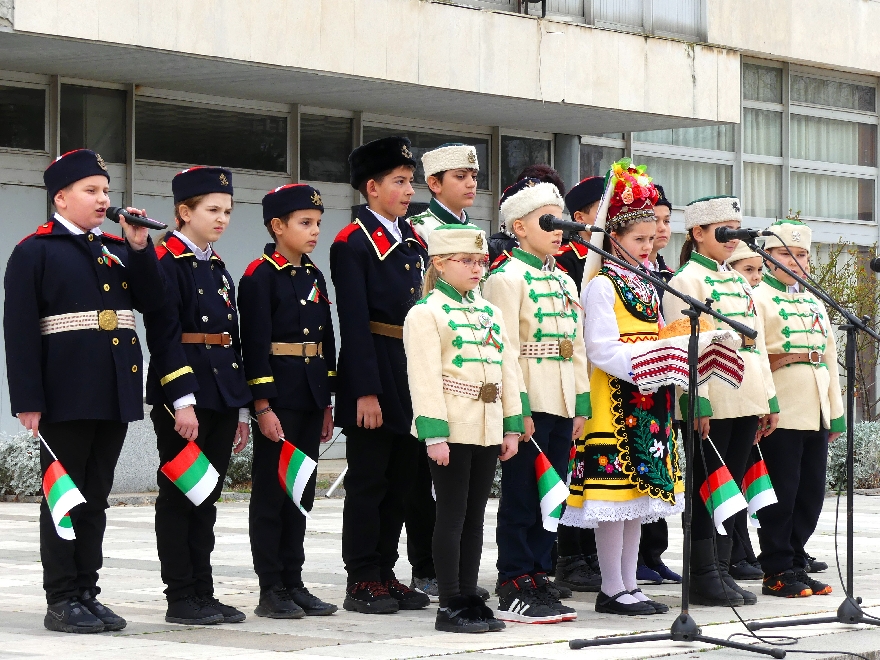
[698,438,748,535]
[533,440,568,532]
[278,439,317,517]
[742,446,777,528]
[41,438,86,541]
[161,443,219,506]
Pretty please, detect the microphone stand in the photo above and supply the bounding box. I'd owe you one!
[737,241,880,632]
[564,236,784,658]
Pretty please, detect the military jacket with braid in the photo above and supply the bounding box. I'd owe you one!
[664,251,777,420]
[482,248,591,419]
[403,278,524,445]
[753,274,844,433]
[409,198,469,245]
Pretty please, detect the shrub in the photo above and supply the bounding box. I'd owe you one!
[0,432,41,497]
[224,433,253,489]
[826,421,880,491]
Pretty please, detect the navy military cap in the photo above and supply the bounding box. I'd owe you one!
[172,166,234,203]
[262,183,324,223]
[654,184,672,211]
[44,149,110,200]
[565,176,605,214]
[349,136,417,190]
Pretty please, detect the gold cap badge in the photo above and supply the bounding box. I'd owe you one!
[402,145,413,159]
[95,154,107,171]
[311,191,323,206]
[219,173,229,186]
[475,234,484,250]
[467,149,477,164]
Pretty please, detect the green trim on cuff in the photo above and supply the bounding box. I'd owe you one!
[575,392,591,418]
[414,416,450,441]
[768,396,780,414]
[520,392,531,417]
[503,414,525,434]
[830,416,846,434]
[679,394,713,419]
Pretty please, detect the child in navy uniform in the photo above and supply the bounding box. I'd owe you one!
[144,167,251,626]
[238,183,338,619]
[4,149,165,633]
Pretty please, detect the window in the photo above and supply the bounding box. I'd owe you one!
[135,100,287,172]
[580,144,624,178]
[743,108,782,157]
[634,125,734,151]
[500,136,551,190]
[743,64,783,104]
[363,126,490,190]
[743,163,782,218]
[637,156,732,206]
[0,85,45,151]
[790,115,876,167]
[791,172,874,222]
[300,114,352,184]
[791,74,875,112]
[61,85,126,163]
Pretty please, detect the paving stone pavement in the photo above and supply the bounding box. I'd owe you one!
[2,493,880,659]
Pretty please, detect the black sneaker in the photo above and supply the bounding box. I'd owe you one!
[80,589,126,631]
[288,586,338,615]
[730,559,764,581]
[467,595,505,632]
[384,578,430,610]
[555,555,601,592]
[533,573,577,621]
[806,556,828,573]
[435,596,490,633]
[165,594,224,625]
[44,597,104,634]
[795,570,832,595]
[198,594,246,623]
[343,581,399,614]
[474,585,491,601]
[496,575,563,624]
[762,571,813,598]
[255,583,305,619]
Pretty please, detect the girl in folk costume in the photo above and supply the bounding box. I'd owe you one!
[403,224,523,633]
[752,217,843,598]
[562,160,684,616]
[663,196,777,607]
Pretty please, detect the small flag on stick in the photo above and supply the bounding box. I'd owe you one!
[278,439,317,517]
[161,443,220,506]
[533,440,568,532]
[40,435,86,540]
[742,445,777,528]
[698,438,748,535]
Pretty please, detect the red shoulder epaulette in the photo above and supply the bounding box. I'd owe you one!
[164,234,189,257]
[19,221,53,244]
[370,226,393,257]
[155,244,169,260]
[101,232,124,243]
[334,222,361,244]
[490,252,510,271]
[243,257,265,277]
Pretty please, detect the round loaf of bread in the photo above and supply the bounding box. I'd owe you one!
[659,316,714,339]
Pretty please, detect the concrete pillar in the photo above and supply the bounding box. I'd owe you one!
[554,134,580,206]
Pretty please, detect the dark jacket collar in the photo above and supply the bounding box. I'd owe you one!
[355,205,425,260]
[262,243,316,270]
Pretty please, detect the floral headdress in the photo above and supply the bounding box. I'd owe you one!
[605,158,660,233]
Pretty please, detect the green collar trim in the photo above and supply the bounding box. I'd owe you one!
[762,273,788,292]
[690,251,721,272]
[429,198,467,225]
[513,247,545,270]
[435,277,475,303]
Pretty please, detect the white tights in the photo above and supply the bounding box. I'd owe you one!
[595,519,648,604]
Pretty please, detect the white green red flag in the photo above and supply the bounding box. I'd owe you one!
[278,439,317,517]
[42,460,86,541]
[699,465,748,535]
[161,443,219,506]
[742,448,777,528]
[534,442,568,532]
[307,281,321,303]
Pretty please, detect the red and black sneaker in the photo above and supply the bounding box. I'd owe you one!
[762,571,813,598]
[795,569,833,595]
[384,578,430,610]
[343,581,399,614]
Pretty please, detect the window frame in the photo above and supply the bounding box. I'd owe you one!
[0,75,50,156]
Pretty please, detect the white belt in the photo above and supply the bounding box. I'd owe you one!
[442,376,502,403]
[39,310,136,335]
[520,339,575,359]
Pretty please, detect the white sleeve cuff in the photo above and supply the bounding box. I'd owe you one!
[172,394,196,410]
[425,437,448,446]
[238,408,251,424]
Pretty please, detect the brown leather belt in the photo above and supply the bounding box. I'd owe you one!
[768,351,822,371]
[369,321,403,340]
[270,342,323,357]
[181,332,232,347]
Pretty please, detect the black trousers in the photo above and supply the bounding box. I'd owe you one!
[249,408,322,589]
[556,525,597,557]
[405,443,437,579]
[639,519,669,567]
[40,420,126,604]
[731,509,758,563]
[757,427,829,575]
[429,443,499,606]
[691,416,758,541]
[153,406,238,601]
[341,426,420,584]
[496,412,571,580]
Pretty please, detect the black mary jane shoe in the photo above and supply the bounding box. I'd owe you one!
[594,590,656,616]
[629,588,669,614]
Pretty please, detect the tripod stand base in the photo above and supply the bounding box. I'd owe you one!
[570,612,786,657]
[746,596,880,630]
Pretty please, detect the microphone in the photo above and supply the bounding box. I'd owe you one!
[714,227,772,243]
[870,257,880,273]
[106,207,168,231]
[538,214,603,234]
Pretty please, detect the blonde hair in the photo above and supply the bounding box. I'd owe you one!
[421,254,453,297]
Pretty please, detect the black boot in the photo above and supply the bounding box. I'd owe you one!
[255,583,305,619]
[716,537,757,605]
[555,555,601,592]
[434,595,489,633]
[689,539,745,606]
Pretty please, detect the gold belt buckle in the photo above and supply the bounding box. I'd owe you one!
[479,383,498,404]
[558,338,574,359]
[808,349,821,365]
[98,310,118,331]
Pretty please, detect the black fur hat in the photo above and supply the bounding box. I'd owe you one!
[349,136,417,190]
[564,176,605,215]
